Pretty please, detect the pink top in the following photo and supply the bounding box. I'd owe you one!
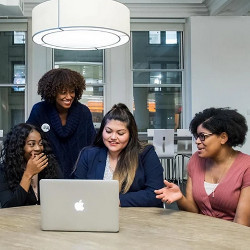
[188,151,250,221]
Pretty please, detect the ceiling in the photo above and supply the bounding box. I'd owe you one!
[0,0,250,18]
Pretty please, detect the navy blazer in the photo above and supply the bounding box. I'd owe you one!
[74,145,164,207]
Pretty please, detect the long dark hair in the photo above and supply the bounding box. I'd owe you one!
[94,103,145,193]
[0,123,59,191]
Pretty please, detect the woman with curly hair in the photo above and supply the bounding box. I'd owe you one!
[0,123,62,208]
[27,68,96,178]
[155,107,250,226]
[74,103,164,207]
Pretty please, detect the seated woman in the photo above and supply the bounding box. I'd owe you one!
[73,103,164,207]
[0,123,62,208]
[155,107,250,226]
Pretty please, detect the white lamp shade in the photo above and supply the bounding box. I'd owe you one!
[32,0,130,50]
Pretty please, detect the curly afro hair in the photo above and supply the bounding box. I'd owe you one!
[189,107,248,147]
[0,123,60,191]
[38,68,86,103]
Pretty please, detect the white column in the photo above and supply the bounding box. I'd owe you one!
[104,41,133,113]
[26,19,52,119]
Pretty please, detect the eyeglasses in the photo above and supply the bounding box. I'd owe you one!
[194,133,213,141]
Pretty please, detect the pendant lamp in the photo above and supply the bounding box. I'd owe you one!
[32,0,130,50]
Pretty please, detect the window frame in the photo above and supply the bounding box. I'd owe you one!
[131,20,185,133]
[0,20,27,136]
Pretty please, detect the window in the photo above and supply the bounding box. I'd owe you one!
[13,31,25,44]
[149,31,161,44]
[13,63,25,92]
[54,50,104,127]
[0,22,27,137]
[149,31,178,45]
[165,31,177,44]
[132,25,183,132]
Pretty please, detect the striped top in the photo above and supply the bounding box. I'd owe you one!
[188,151,250,221]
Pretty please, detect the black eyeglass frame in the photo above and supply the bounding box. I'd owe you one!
[194,132,213,141]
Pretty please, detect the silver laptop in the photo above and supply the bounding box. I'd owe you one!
[39,179,119,232]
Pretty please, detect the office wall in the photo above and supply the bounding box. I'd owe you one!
[105,43,133,112]
[186,16,250,153]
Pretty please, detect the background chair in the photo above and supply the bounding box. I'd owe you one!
[175,129,192,183]
[146,129,154,144]
[151,129,175,181]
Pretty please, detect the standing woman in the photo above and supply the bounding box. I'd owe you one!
[27,68,96,178]
[0,123,62,208]
[74,103,164,207]
[155,107,250,226]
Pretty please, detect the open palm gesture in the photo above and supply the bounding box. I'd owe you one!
[155,180,183,204]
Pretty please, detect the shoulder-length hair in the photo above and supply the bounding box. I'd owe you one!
[94,103,144,193]
[0,123,59,191]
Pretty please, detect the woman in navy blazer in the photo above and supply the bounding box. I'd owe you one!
[74,103,164,207]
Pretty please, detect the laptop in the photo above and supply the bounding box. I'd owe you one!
[39,179,119,232]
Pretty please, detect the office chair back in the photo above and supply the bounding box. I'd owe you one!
[176,129,192,155]
[153,129,175,158]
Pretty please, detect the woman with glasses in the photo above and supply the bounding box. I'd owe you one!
[155,107,250,226]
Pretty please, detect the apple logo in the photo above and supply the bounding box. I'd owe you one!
[74,200,84,211]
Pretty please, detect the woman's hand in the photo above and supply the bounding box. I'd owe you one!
[154,180,183,204]
[20,152,48,193]
[24,152,48,179]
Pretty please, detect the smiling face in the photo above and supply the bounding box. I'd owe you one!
[23,130,44,161]
[195,124,226,158]
[102,119,130,156]
[55,88,75,110]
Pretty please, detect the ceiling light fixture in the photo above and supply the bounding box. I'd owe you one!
[32,0,130,50]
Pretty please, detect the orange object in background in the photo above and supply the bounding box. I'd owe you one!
[87,101,103,113]
[148,101,156,112]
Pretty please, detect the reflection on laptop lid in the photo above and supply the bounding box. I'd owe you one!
[40,179,119,232]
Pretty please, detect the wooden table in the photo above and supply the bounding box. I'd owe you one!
[0,206,249,250]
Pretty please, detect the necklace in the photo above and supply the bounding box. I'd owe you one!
[210,168,227,198]
[109,164,114,174]
[108,153,117,173]
[207,152,234,198]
